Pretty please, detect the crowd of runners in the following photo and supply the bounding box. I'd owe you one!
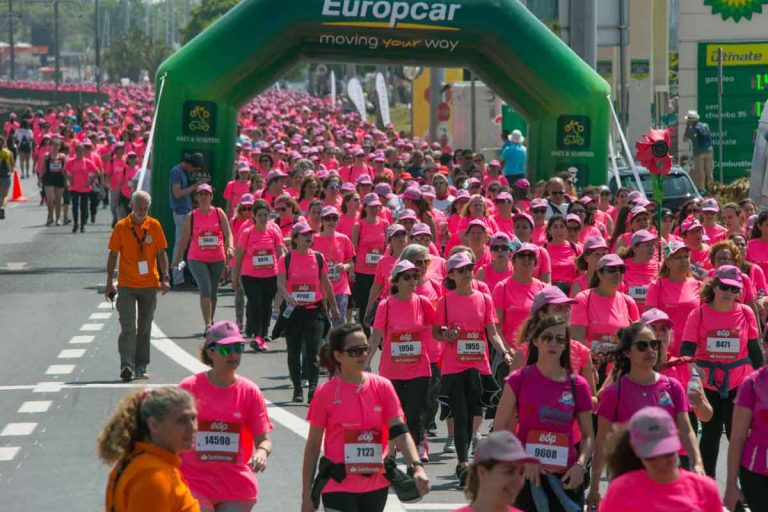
[5,83,768,511]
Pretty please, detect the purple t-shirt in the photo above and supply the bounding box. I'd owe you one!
[735,367,768,477]
[598,373,690,424]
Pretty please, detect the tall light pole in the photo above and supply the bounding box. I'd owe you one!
[54,0,60,90]
[95,0,100,92]
[8,0,15,80]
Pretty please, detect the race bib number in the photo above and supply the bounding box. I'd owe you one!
[344,430,383,474]
[138,260,149,275]
[706,329,740,359]
[291,284,317,305]
[327,261,341,282]
[390,332,422,363]
[252,249,274,268]
[198,231,220,249]
[196,420,240,463]
[50,162,63,172]
[456,330,486,362]
[589,332,617,351]
[365,249,383,266]
[628,286,648,301]
[525,430,569,471]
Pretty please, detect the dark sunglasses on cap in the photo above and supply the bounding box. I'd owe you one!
[399,272,420,282]
[491,245,510,252]
[602,266,626,274]
[207,343,245,356]
[717,283,741,293]
[632,339,661,352]
[489,188,501,193]
[532,208,547,214]
[343,345,369,357]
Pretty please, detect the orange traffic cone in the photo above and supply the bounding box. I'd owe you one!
[9,170,27,202]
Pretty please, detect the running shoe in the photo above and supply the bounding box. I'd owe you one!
[302,379,309,388]
[72,224,78,233]
[443,436,455,453]
[250,336,268,352]
[63,218,71,225]
[0,208,4,219]
[292,388,304,403]
[419,439,429,463]
[45,219,53,226]
[120,367,134,383]
[135,366,149,380]
[80,225,85,233]
[90,214,95,224]
[456,464,469,487]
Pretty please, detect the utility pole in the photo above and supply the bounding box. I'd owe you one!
[8,0,15,80]
[54,0,60,91]
[428,68,443,142]
[95,0,100,92]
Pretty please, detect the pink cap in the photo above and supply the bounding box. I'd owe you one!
[516,242,539,255]
[680,216,703,234]
[630,229,658,246]
[410,222,433,238]
[566,213,582,226]
[578,195,594,205]
[496,191,513,202]
[266,169,288,182]
[713,265,743,288]
[628,190,645,204]
[490,232,511,245]
[321,206,339,217]
[455,189,471,201]
[402,187,423,201]
[239,193,255,205]
[640,308,672,327]
[205,320,246,347]
[197,183,213,194]
[387,223,408,238]
[531,286,576,313]
[531,198,548,210]
[701,198,719,212]
[356,174,373,185]
[237,162,251,173]
[354,148,365,156]
[597,254,625,271]
[466,219,489,233]
[468,177,482,186]
[628,407,681,459]
[341,182,355,192]
[397,209,419,222]
[489,159,501,167]
[630,206,650,219]
[515,178,531,190]
[390,260,417,280]
[583,236,609,252]
[469,194,485,204]
[747,214,758,230]
[291,222,314,236]
[513,212,534,227]
[420,185,436,199]
[374,183,392,196]
[664,241,688,258]
[446,252,475,272]
[363,193,382,207]
[472,431,539,466]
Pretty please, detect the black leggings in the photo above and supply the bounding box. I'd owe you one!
[700,387,737,477]
[89,189,98,219]
[391,377,430,446]
[241,275,277,338]
[285,307,324,390]
[321,487,388,512]
[420,363,441,433]
[442,370,482,464]
[70,191,89,227]
[741,466,768,511]
[351,272,375,333]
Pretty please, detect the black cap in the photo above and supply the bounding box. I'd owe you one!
[184,152,204,167]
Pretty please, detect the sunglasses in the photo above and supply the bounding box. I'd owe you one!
[717,283,741,293]
[240,207,253,211]
[413,259,428,267]
[208,343,245,356]
[260,160,271,164]
[632,339,661,352]
[276,207,288,212]
[343,345,370,357]
[453,265,475,274]
[495,199,510,204]
[489,188,501,193]
[602,266,626,274]
[551,191,565,196]
[539,333,568,346]
[323,216,339,221]
[532,208,546,214]
[491,245,510,252]
[399,272,420,282]
[327,185,340,191]
[515,252,536,260]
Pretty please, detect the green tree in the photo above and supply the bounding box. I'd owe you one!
[102,28,172,83]
[180,0,241,44]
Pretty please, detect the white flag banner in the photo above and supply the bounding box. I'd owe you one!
[330,70,337,107]
[375,72,390,127]
[347,77,366,120]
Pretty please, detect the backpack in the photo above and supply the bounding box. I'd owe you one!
[284,250,324,280]
[18,135,30,153]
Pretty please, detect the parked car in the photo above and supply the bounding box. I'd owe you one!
[608,166,702,212]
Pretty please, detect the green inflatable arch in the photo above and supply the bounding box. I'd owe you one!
[152,0,611,237]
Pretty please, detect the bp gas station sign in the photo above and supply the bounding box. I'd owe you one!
[697,41,768,182]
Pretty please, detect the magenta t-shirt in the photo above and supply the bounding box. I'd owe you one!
[571,289,640,348]
[597,373,689,424]
[746,238,768,279]
[64,157,98,193]
[278,250,328,305]
[545,241,581,283]
[307,373,403,495]
[373,294,436,380]
[621,258,659,304]
[735,367,768,477]
[645,277,701,354]
[507,366,592,472]
[434,290,497,375]
[238,223,285,278]
[372,254,399,299]
[454,507,522,512]
[179,373,273,502]
[354,218,389,275]
[599,469,722,512]
[312,232,356,296]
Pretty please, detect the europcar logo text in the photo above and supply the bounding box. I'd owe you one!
[321,0,462,31]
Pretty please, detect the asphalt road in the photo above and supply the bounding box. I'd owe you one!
[0,176,731,511]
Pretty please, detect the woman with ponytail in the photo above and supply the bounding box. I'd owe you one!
[99,386,199,512]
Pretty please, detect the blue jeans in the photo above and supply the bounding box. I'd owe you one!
[332,294,349,329]
[171,212,188,284]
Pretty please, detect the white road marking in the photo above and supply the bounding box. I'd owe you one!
[5,262,27,270]
[0,385,36,391]
[57,349,86,359]
[45,365,75,375]
[68,335,95,344]
[403,504,465,510]
[62,383,175,389]
[33,382,63,393]
[89,312,112,320]
[18,401,52,414]
[0,447,20,461]
[79,323,104,332]
[97,302,113,309]
[0,423,37,436]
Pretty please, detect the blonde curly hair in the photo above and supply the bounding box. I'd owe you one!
[97,386,193,464]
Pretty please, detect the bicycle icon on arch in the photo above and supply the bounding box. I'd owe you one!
[562,119,585,147]
[188,106,211,133]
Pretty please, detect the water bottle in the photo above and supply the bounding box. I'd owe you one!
[176,261,186,271]
[688,368,701,395]
[282,304,295,319]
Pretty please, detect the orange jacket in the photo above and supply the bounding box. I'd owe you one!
[105,442,200,512]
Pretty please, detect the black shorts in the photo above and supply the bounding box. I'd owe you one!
[42,172,65,188]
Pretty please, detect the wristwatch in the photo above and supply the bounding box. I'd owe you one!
[408,461,425,471]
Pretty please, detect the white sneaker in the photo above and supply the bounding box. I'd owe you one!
[302,379,309,388]
[443,436,455,454]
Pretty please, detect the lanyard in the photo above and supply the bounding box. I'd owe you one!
[130,224,148,258]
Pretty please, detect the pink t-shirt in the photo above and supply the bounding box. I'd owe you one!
[337,212,358,238]
[750,263,768,298]
[121,165,138,199]
[372,254,400,299]
[479,262,513,294]
[107,157,127,190]
[433,290,497,375]
[735,367,768,477]
[354,218,389,274]
[746,238,768,279]
[492,277,547,346]
[455,505,522,512]
[571,289,640,347]
[307,373,403,494]
[312,232,356,296]
[373,294,436,380]
[621,258,659,304]
[517,340,591,376]
[223,180,251,217]
[597,373,689,424]
[533,247,552,280]
[507,366,591,471]
[179,373,273,502]
[545,241,581,284]
[599,469,722,512]
[532,225,547,245]
[188,208,226,263]
[493,215,516,238]
[703,223,728,244]
[278,250,328,305]
[645,277,701,354]
[64,157,98,193]
[682,303,758,391]
[237,223,285,278]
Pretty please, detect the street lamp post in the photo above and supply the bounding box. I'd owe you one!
[54,0,60,91]
[8,0,14,80]
[95,0,100,92]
